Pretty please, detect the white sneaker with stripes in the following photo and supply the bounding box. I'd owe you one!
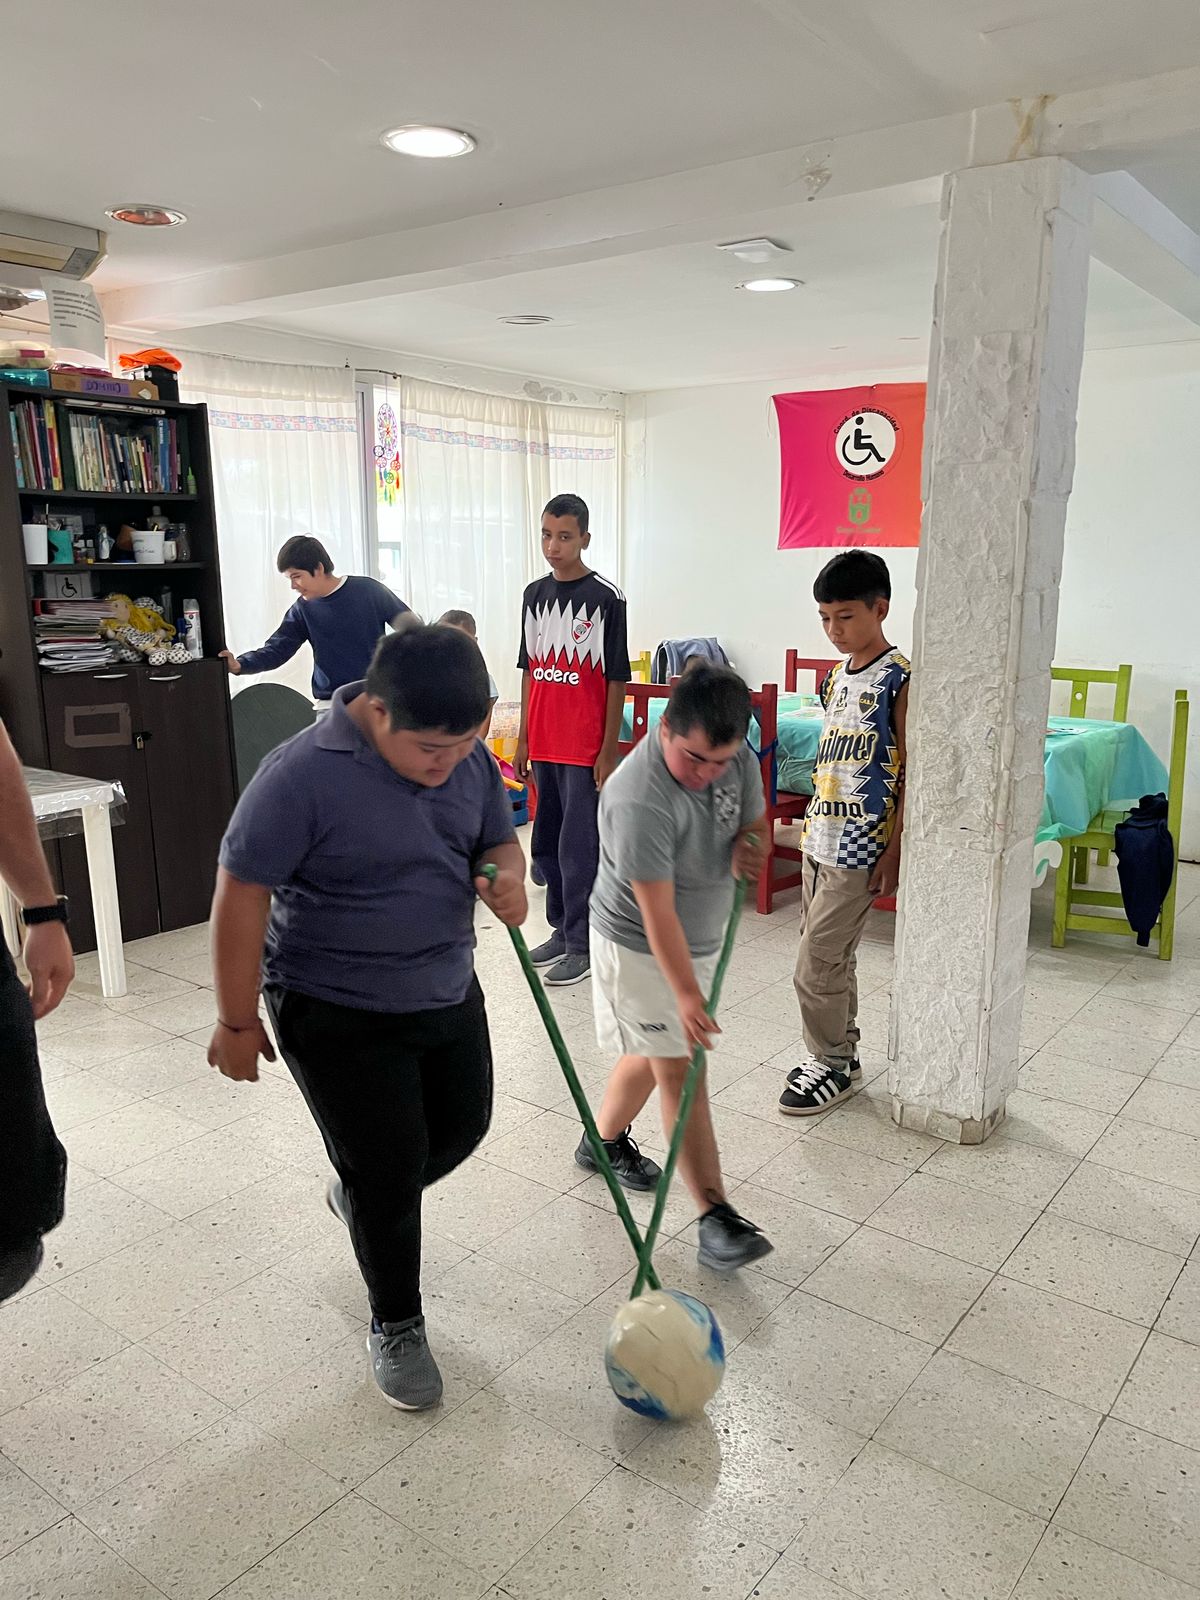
[778,1056,855,1116]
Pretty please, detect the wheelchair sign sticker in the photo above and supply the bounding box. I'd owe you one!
[834,409,898,481]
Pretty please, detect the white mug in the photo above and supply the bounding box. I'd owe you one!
[22,523,48,565]
[132,529,166,564]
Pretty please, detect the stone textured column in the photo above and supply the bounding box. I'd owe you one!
[891,157,1092,1143]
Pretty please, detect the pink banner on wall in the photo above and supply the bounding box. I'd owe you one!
[774,382,925,549]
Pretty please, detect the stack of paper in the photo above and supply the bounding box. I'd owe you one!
[34,599,116,673]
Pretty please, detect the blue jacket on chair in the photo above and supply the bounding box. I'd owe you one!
[1114,793,1175,947]
[652,637,730,682]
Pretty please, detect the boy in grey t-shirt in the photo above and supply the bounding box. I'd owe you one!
[579,665,774,1272]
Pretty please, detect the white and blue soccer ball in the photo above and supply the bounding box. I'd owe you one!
[604,1288,725,1420]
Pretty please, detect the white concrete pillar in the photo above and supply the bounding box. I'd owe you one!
[891,156,1092,1143]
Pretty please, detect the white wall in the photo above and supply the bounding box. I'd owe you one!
[625,342,1200,856]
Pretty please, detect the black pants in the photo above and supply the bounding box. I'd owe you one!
[0,942,66,1303]
[532,760,600,955]
[264,977,492,1323]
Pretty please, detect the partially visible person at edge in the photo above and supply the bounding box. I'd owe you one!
[0,718,74,1303]
[208,619,526,1412]
[438,609,499,737]
[515,493,629,989]
[221,534,409,708]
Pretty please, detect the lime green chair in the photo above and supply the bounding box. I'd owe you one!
[1052,689,1189,960]
[1051,663,1132,875]
[1050,662,1132,722]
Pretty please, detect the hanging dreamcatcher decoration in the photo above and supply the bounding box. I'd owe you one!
[374,400,402,505]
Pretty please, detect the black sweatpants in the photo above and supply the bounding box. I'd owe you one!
[531,760,600,955]
[0,941,66,1303]
[264,977,492,1323]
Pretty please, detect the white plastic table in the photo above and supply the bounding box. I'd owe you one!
[0,768,127,998]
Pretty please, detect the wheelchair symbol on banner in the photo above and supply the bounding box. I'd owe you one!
[835,409,898,481]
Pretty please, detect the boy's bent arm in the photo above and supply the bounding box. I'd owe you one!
[631,879,718,1051]
[515,669,531,782]
[208,868,276,1082]
[869,679,909,897]
[594,680,626,789]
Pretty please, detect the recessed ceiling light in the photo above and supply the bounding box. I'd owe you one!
[106,204,187,227]
[499,314,553,326]
[380,124,476,158]
[737,276,803,292]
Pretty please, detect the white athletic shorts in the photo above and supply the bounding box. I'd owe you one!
[591,930,719,1060]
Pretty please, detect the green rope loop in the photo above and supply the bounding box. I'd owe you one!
[481,865,747,1299]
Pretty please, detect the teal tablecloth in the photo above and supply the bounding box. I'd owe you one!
[621,701,1167,843]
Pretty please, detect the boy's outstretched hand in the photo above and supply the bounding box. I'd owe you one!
[476,869,528,927]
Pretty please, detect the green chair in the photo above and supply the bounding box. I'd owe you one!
[1050,662,1132,722]
[1052,689,1189,960]
[1050,663,1133,876]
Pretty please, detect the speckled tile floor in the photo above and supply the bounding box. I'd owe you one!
[3,864,1199,1600]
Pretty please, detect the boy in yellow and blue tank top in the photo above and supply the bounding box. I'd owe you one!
[780,550,909,1115]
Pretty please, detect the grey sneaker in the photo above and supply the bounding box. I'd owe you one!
[528,933,566,968]
[368,1315,443,1410]
[544,951,591,987]
[325,1178,350,1228]
[697,1202,774,1272]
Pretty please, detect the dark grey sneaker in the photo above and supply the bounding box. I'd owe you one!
[575,1128,662,1192]
[697,1203,774,1272]
[368,1315,443,1410]
[528,933,566,968]
[325,1178,350,1228]
[544,952,591,986]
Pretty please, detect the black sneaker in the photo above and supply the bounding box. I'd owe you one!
[531,862,547,887]
[575,1128,662,1192]
[544,952,591,986]
[697,1202,774,1272]
[779,1057,855,1116]
[528,933,566,968]
[786,1055,861,1090]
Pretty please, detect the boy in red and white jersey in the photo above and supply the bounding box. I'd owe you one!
[515,494,629,987]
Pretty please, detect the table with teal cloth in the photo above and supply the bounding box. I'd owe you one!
[621,699,1168,855]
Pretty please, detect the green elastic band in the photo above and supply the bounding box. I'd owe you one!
[482,866,746,1298]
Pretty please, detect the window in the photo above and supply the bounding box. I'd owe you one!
[361,378,621,701]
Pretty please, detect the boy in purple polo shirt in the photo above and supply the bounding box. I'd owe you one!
[209,620,526,1411]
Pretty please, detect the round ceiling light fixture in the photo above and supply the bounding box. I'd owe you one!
[106,204,187,227]
[737,276,803,292]
[380,124,476,158]
[499,314,553,326]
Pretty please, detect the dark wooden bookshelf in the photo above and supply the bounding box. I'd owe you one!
[1,380,237,950]
[19,490,200,504]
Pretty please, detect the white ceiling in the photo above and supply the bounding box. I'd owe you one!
[261,205,1197,391]
[4,0,1200,390]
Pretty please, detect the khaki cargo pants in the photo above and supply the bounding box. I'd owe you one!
[792,857,876,1068]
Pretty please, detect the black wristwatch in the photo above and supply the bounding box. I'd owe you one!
[21,896,69,927]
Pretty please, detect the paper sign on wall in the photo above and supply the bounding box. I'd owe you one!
[41,277,107,363]
[774,382,925,549]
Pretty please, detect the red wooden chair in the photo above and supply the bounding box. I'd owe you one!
[784,650,838,695]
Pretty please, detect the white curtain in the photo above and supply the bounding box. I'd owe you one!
[177,352,364,699]
[372,378,621,701]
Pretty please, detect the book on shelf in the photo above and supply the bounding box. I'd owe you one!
[9,395,183,494]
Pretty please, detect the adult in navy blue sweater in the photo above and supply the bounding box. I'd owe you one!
[221,534,409,704]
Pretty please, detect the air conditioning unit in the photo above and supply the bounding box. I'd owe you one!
[0,210,106,283]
